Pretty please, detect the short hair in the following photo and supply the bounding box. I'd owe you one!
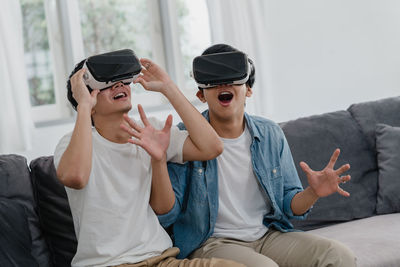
[200,43,255,88]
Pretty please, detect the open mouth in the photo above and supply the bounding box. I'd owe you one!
[218,91,233,105]
[113,92,128,100]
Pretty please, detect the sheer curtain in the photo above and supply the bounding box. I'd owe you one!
[206,0,273,117]
[0,1,33,153]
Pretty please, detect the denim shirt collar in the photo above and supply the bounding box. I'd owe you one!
[201,109,261,142]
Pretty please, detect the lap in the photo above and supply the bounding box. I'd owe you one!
[190,237,278,267]
[259,230,356,267]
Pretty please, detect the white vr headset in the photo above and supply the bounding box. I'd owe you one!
[82,49,142,91]
[191,51,251,89]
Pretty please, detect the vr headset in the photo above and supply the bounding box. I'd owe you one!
[191,51,251,89]
[83,49,142,90]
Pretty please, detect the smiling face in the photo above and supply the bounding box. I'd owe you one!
[92,82,132,118]
[197,84,252,122]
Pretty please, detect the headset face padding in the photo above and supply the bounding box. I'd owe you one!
[192,51,251,89]
[83,49,142,91]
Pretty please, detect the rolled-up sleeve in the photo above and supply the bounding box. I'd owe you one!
[279,129,311,220]
[158,162,189,228]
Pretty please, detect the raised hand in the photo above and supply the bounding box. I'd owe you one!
[70,68,99,108]
[120,104,172,161]
[134,58,176,93]
[300,149,351,197]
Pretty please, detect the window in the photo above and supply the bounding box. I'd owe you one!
[176,0,211,99]
[21,0,211,122]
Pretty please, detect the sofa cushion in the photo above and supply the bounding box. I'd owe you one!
[348,96,400,149]
[0,154,51,266]
[0,199,39,266]
[30,156,77,267]
[281,110,378,230]
[375,124,400,214]
[307,213,400,267]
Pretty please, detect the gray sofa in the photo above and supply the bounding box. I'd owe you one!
[282,96,400,267]
[0,96,399,266]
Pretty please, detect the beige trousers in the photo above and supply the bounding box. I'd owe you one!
[190,230,357,267]
[114,247,245,267]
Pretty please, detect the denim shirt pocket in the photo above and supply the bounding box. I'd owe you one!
[267,165,283,206]
[188,167,208,204]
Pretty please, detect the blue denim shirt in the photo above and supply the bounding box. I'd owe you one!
[158,111,308,259]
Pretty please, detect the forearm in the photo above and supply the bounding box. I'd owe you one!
[150,157,176,214]
[290,186,319,215]
[57,104,93,189]
[162,84,222,160]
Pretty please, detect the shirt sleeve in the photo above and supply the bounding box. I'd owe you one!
[147,117,189,164]
[53,132,73,169]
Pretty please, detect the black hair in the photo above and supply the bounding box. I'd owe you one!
[200,43,255,89]
[67,59,92,111]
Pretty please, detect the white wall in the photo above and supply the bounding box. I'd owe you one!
[263,0,400,122]
[14,0,400,161]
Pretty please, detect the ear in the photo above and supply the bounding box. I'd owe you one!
[196,90,207,103]
[246,86,253,97]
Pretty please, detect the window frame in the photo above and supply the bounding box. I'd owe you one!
[29,0,199,124]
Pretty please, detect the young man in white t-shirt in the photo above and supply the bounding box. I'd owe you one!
[54,56,244,267]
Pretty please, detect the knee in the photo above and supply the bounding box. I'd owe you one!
[317,239,357,267]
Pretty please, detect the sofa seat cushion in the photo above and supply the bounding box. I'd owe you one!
[282,110,377,230]
[0,154,51,267]
[30,156,77,267]
[0,199,39,267]
[307,213,400,267]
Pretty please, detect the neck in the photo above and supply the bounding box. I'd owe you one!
[93,113,131,143]
[209,110,246,139]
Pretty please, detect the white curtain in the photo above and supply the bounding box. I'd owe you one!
[206,0,273,117]
[0,1,33,153]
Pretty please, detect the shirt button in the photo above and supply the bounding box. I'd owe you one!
[272,169,277,174]
[198,169,203,174]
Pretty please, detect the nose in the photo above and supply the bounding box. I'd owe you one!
[111,82,124,90]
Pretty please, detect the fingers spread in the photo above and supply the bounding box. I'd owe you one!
[328,148,340,169]
[120,124,141,139]
[162,115,173,133]
[140,58,153,69]
[335,163,350,176]
[128,138,143,147]
[338,175,351,184]
[300,161,312,174]
[337,186,350,197]
[123,113,143,133]
[138,104,150,126]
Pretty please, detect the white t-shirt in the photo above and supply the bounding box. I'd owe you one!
[54,117,188,267]
[212,125,271,241]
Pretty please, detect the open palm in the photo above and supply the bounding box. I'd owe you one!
[134,58,174,93]
[121,105,172,161]
[300,149,351,197]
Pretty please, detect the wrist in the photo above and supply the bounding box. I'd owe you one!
[161,82,180,97]
[77,103,93,114]
[305,186,320,200]
[151,153,167,164]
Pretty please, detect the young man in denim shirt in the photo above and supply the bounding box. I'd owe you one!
[158,44,357,267]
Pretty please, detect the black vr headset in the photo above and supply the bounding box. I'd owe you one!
[191,51,251,89]
[83,49,142,90]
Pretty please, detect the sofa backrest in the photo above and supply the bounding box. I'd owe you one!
[282,110,378,230]
[0,154,52,266]
[30,156,77,267]
[348,96,400,150]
